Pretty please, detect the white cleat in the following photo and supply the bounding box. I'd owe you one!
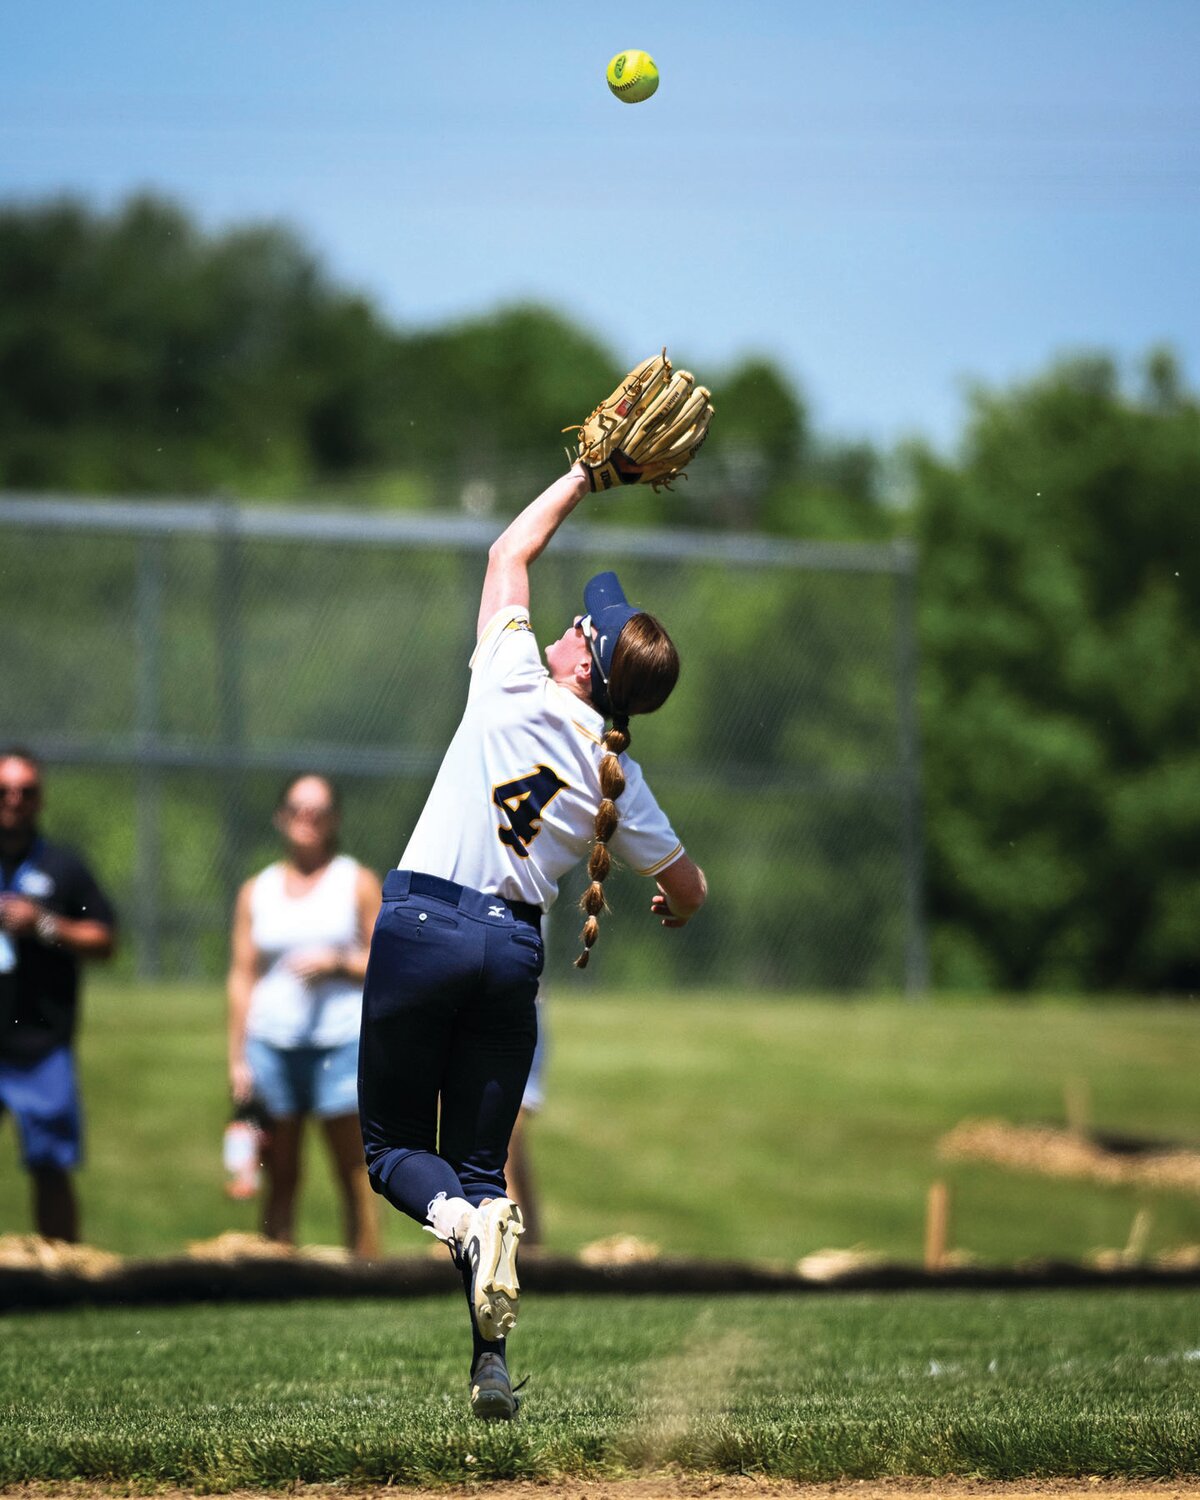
[462,1198,524,1341]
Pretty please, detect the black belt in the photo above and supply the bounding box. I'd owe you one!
[402,870,543,930]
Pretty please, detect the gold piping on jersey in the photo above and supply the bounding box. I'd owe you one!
[636,842,685,877]
[570,717,603,745]
[469,604,529,670]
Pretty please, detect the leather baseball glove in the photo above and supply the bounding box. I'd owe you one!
[568,350,714,492]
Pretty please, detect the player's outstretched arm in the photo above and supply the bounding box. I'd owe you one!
[477,465,590,638]
[650,853,707,929]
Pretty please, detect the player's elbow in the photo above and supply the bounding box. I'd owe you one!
[487,534,525,570]
[484,536,530,593]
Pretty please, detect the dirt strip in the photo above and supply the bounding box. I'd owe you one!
[3,1480,1200,1500]
[7,1253,1200,1313]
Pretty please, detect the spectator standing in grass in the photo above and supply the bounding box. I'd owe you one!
[0,747,116,1243]
[227,774,382,1257]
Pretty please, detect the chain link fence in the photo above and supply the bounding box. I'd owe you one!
[2,494,926,994]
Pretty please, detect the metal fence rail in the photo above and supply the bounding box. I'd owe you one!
[1,494,926,994]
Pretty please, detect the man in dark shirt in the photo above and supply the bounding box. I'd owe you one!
[0,748,116,1242]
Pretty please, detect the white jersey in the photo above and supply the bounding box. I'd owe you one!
[398,604,683,909]
[246,854,364,1049]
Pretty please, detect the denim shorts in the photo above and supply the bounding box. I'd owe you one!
[246,1034,360,1120]
[0,1045,83,1170]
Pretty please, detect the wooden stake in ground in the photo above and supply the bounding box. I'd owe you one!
[1124,1208,1152,1263]
[924,1179,950,1271]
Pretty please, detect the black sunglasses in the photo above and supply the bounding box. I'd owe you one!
[0,784,40,803]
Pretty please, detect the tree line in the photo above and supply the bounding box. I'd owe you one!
[3,195,1197,995]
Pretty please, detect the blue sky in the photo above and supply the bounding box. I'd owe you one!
[3,0,1197,450]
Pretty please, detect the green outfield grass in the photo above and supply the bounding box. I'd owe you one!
[1,982,1199,1263]
[3,1291,1200,1483]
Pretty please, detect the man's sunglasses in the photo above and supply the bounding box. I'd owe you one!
[0,784,40,803]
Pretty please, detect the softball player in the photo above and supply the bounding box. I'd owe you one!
[358,463,707,1420]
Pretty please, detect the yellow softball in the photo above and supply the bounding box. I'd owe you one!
[606,49,659,104]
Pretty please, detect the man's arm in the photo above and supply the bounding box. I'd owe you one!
[50,914,115,958]
[0,896,114,958]
[650,853,708,929]
[477,466,590,638]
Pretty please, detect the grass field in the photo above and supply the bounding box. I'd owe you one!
[3,1290,1200,1484]
[1,982,1199,1263]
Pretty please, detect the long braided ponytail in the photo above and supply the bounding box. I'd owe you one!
[574,611,679,969]
[574,715,630,969]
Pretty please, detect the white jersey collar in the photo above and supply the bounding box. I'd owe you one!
[546,677,606,741]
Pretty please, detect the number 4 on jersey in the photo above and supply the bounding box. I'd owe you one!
[493,765,569,857]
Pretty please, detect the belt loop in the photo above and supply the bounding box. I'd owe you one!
[392,869,412,899]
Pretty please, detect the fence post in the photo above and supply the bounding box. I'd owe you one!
[214,502,245,946]
[133,534,164,979]
[893,554,929,999]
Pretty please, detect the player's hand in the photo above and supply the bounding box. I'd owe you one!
[286,946,343,981]
[229,1057,255,1104]
[0,895,41,935]
[651,892,689,929]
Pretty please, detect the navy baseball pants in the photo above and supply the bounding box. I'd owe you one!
[358,869,542,1223]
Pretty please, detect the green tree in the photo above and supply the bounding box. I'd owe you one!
[0,195,397,495]
[627,354,894,540]
[914,351,1200,992]
[0,194,892,538]
[393,304,619,468]
[695,356,808,528]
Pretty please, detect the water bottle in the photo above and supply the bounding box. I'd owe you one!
[222,1102,265,1200]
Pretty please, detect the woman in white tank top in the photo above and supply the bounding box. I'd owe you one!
[227,773,383,1256]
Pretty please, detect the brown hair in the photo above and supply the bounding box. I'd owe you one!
[275,772,342,818]
[575,613,680,968]
[275,772,343,856]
